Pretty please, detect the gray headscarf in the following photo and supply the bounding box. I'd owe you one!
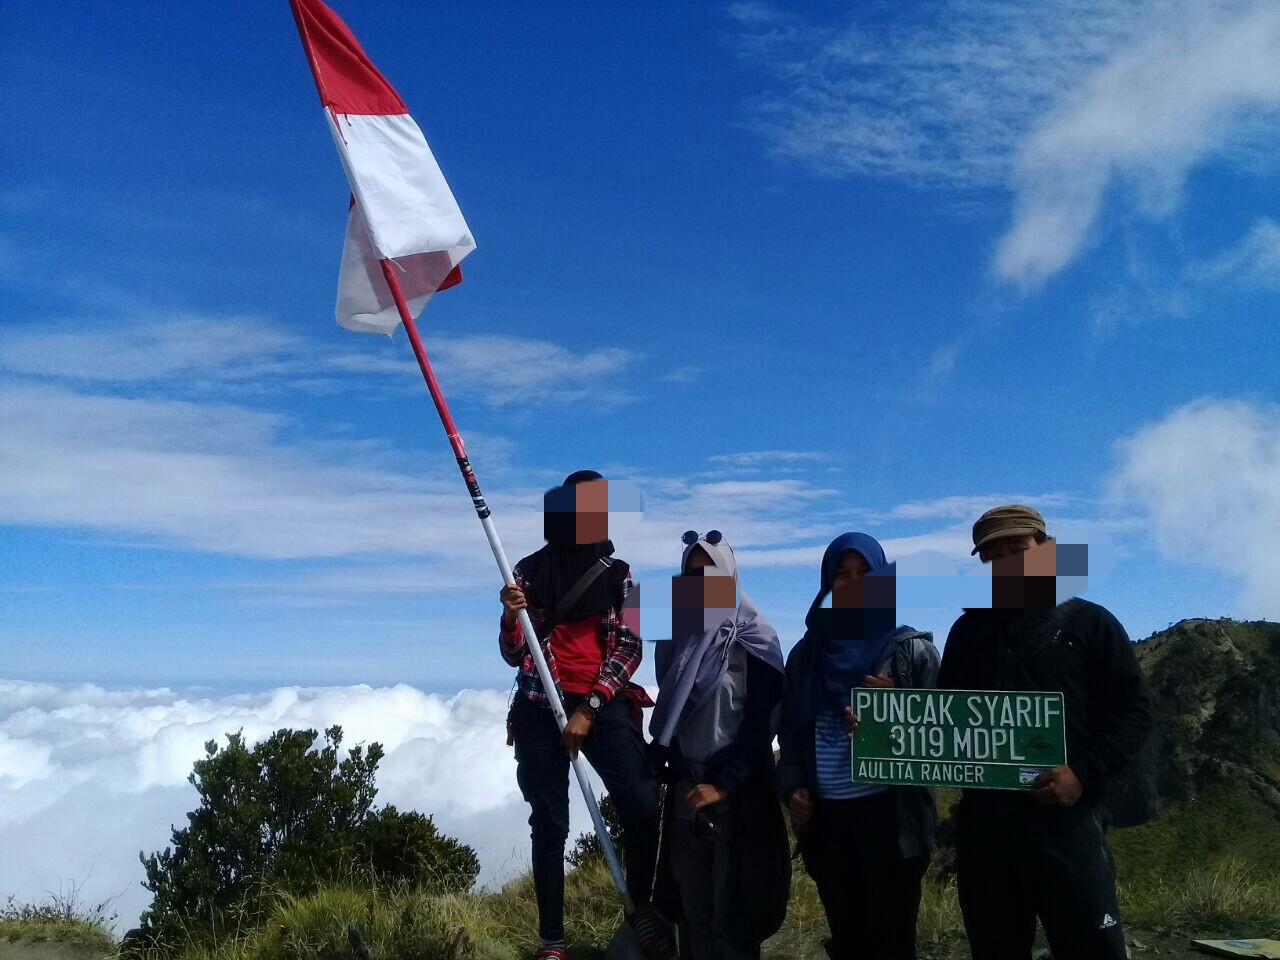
[649,537,784,747]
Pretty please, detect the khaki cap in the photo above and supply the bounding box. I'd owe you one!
[971,504,1047,555]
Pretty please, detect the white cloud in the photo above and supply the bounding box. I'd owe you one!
[733,0,1280,286]
[0,381,508,561]
[0,317,306,386]
[1111,398,1280,615]
[0,375,853,580]
[996,2,1280,286]
[705,450,830,468]
[732,0,1174,189]
[662,365,702,384]
[925,343,960,380]
[1197,217,1280,288]
[426,335,634,407]
[884,493,1074,523]
[0,680,605,930]
[0,318,635,409]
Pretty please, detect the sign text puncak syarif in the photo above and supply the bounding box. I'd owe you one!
[851,689,1067,790]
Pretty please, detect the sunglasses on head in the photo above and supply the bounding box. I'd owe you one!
[682,530,723,546]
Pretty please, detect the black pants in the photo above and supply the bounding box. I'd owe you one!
[512,693,660,944]
[801,792,929,960]
[955,802,1126,960]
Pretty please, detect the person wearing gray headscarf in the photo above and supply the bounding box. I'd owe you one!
[649,531,788,960]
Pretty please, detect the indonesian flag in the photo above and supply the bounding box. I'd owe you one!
[290,0,476,335]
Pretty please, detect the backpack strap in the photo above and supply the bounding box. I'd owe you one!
[536,557,614,642]
[1041,597,1087,647]
[1000,598,1086,684]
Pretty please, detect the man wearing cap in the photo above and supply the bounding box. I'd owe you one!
[938,505,1153,960]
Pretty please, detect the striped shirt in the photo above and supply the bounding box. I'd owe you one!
[815,709,887,800]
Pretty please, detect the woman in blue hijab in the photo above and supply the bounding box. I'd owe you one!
[776,532,941,960]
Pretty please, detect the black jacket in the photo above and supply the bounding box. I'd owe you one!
[937,598,1154,813]
[653,654,790,947]
[776,625,941,859]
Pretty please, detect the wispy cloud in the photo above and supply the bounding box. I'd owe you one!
[426,335,635,407]
[996,2,1280,286]
[662,364,702,384]
[1195,217,1280,289]
[732,0,1280,286]
[883,493,1075,523]
[926,343,960,380]
[0,375,846,584]
[0,317,637,409]
[0,381,502,561]
[731,0,1166,189]
[706,450,831,469]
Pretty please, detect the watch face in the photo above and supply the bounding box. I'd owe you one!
[588,693,603,709]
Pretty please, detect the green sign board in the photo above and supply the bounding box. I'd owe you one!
[851,689,1067,790]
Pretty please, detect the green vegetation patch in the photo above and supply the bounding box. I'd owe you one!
[0,893,116,954]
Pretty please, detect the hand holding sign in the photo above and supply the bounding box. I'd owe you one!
[843,705,860,739]
[845,675,894,738]
[1030,765,1083,807]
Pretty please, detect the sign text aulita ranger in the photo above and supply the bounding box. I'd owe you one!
[851,688,1067,790]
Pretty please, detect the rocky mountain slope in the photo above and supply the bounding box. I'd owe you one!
[1108,617,1280,828]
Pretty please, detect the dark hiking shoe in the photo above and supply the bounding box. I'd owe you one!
[627,904,677,959]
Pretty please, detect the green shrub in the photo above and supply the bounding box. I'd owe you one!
[134,725,478,954]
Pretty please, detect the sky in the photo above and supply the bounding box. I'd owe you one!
[3,0,1280,929]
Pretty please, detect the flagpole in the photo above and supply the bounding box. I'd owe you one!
[378,259,635,912]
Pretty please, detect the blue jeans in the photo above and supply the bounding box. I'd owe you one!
[512,693,660,944]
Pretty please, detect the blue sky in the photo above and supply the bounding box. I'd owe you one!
[4,0,1280,695]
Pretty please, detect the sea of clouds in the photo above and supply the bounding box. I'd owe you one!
[0,680,606,931]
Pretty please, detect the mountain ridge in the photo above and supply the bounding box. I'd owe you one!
[1108,616,1280,828]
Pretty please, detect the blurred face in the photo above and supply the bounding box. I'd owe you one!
[982,536,1057,608]
[543,479,610,545]
[672,545,736,610]
[831,551,871,609]
[574,479,609,544]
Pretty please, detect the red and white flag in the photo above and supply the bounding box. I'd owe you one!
[290,0,476,335]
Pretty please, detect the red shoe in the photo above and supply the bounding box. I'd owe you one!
[535,947,569,960]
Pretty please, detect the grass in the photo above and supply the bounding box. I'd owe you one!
[1123,859,1280,934]
[7,856,1273,960]
[5,789,1278,960]
[1110,784,1280,893]
[0,886,117,954]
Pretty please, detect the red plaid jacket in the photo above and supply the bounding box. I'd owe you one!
[499,562,648,708]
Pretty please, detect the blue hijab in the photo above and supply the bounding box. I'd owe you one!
[809,532,899,710]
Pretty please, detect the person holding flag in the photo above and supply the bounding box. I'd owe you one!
[499,471,661,960]
[288,3,673,956]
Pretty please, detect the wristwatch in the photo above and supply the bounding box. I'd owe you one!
[581,690,606,718]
